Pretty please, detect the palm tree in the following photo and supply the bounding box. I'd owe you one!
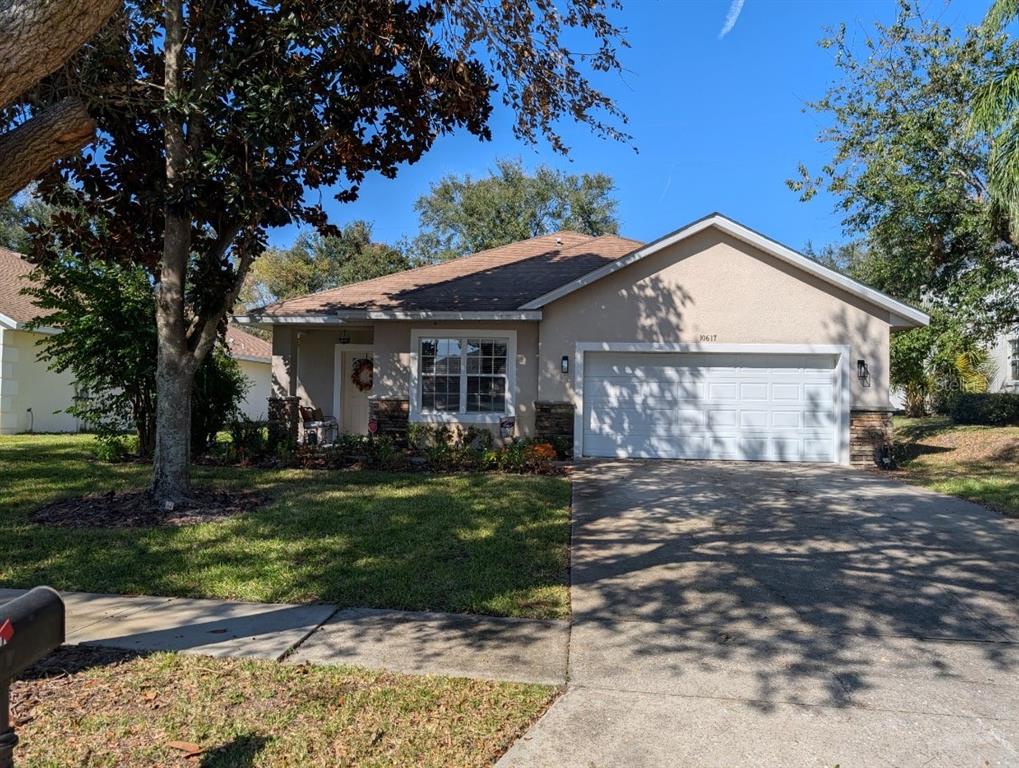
[972,0,1019,230]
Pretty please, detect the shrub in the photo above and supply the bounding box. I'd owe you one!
[229,417,269,462]
[950,393,1019,426]
[524,441,558,473]
[92,434,136,463]
[191,349,249,455]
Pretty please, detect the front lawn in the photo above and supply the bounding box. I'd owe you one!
[893,416,1019,518]
[13,646,555,767]
[0,434,571,618]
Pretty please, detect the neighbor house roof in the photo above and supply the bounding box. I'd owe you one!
[245,231,644,322]
[0,246,47,328]
[224,326,271,362]
[0,245,271,361]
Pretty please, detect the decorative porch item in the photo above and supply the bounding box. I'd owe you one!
[351,358,374,392]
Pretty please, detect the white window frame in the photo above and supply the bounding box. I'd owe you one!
[409,329,517,423]
[1010,338,1019,382]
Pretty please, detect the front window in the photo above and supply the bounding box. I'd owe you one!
[419,336,509,414]
[1010,338,1019,382]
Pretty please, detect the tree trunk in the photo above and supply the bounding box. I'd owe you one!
[0,97,95,200]
[150,0,192,504]
[151,354,193,502]
[0,0,121,107]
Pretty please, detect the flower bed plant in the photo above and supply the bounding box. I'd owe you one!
[205,420,565,474]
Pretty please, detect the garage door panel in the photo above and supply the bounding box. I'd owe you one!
[771,411,801,429]
[709,382,739,400]
[771,383,801,401]
[583,351,840,463]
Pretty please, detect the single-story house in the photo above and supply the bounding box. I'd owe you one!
[0,247,272,433]
[240,213,929,465]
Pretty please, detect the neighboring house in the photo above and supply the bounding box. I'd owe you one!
[240,213,928,466]
[988,328,1019,393]
[222,326,272,419]
[0,247,271,433]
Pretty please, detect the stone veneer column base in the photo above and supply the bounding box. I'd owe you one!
[267,396,300,448]
[849,409,893,467]
[534,401,576,452]
[369,398,409,443]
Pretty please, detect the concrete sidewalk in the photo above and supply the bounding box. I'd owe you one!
[0,588,568,685]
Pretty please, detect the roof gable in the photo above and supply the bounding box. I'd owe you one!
[519,213,929,328]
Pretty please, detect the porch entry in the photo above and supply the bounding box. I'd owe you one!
[333,345,374,435]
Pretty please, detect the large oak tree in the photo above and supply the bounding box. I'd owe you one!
[19,0,629,504]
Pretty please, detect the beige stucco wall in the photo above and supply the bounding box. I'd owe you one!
[0,328,81,434]
[538,228,893,409]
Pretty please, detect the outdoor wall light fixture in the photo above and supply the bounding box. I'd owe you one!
[561,355,570,374]
[338,332,351,345]
[857,359,869,382]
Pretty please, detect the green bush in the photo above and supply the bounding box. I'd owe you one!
[92,434,137,463]
[949,393,1019,425]
[192,349,250,455]
[228,417,269,462]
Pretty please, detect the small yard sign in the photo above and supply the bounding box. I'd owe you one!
[367,417,379,435]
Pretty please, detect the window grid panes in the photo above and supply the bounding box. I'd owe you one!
[419,337,508,414]
[1011,339,1019,381]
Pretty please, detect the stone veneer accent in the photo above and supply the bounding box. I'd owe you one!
[534,401,575,451]
[849,409,893,466]
[369,398,410,443]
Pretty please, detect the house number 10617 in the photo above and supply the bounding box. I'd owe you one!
[698,334,718,342]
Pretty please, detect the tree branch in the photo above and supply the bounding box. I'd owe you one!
[0,0,121,108]
[0,97,94,199]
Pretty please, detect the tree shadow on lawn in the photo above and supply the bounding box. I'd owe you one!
[0,469,572,619]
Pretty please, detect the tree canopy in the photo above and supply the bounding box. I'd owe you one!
[972,0,1019,232]
[794,1,1019,414]
[15,0,630,503]
[409,158,619,261]
[791,1,1019,336]
[241,222,409,309]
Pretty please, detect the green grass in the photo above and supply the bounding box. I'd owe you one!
[0,434,571,618]
[893,416,1019,518]
[14,647,555,767]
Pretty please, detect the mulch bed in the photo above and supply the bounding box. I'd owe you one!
[31,488,269,528]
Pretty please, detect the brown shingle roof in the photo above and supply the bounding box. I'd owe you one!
[225,325,271,361]
[256,231,644,316]
[0,246,48,325]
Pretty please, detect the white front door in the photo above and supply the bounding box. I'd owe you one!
[340,350,372,435]
[582,352,840,463]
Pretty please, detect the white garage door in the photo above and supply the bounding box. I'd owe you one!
[582,352,841,463]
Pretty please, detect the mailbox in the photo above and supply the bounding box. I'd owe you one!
[0,587,64,768]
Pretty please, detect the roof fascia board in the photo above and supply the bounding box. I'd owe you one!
[520,214,930,327]
[0,313,60,335]
[237,310,543,324]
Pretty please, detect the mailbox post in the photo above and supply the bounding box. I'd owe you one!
[0,588,65,768]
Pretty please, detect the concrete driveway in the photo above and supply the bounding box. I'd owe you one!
[500,460,1019,767]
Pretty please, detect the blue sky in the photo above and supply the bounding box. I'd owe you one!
[270,0,989,252]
